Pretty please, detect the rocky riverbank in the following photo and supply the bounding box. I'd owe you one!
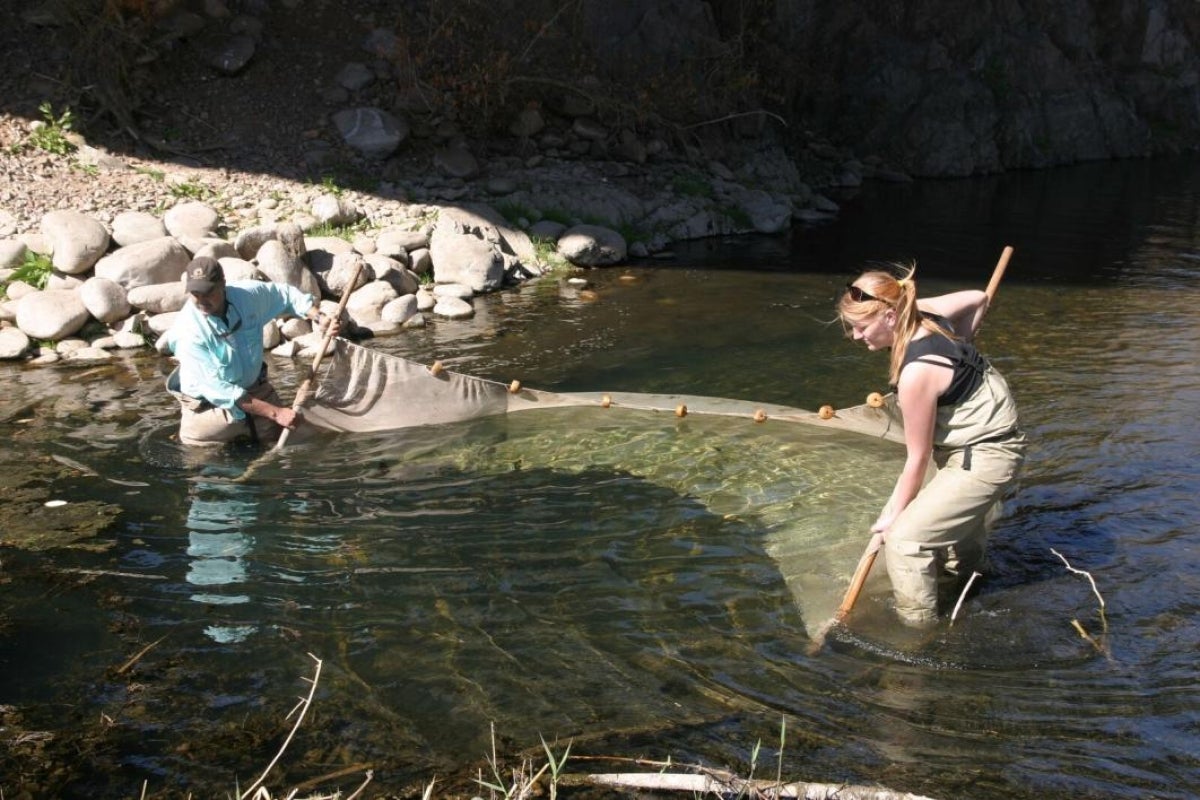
[0,98,889,366]
[0,0,936,365]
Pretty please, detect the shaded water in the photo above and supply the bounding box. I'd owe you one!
[1,156,1198,799]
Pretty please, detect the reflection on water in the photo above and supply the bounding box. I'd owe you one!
[0,156,1198,799]
[186,477,257,642]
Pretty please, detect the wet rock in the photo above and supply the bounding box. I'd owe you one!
[557,224,627,266]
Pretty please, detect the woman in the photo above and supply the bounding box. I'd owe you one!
[837,264,1027,626]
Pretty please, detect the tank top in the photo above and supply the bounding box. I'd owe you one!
[899,313,1022,449]
[900,313,987,406]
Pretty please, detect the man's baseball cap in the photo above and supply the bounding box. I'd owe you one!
[185,257,225,294]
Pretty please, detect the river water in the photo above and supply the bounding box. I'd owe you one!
[1,156,1197,799]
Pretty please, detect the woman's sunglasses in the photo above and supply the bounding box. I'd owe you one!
[845,284,879,303]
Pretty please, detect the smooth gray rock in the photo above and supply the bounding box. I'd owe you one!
[79,276,132,324]
[41,210,110,274]
[332,107,408,159]
[557,224,627,266]
[16,289,90,340]
[0,326,31,359]
[94,236,192,289]
[111,211,168,247]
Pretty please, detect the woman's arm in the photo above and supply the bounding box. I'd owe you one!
[917,289,989,340]
[872,364,940,534]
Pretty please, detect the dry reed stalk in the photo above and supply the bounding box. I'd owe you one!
[116,634,167,675]
[1051,548,1111,657]
[238,653,323,800]
[949,571,981,625]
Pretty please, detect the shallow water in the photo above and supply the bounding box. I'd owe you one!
[1,156,1198,799]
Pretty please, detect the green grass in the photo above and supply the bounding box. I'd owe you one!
[722,205,753,229]
[310,168,378,195]
[671,171,714,198]
[317,175,344,197]
[3,250,54,296]
[495,200,539,226]
[306,220,369,240]
[169,178,212,200]
[27,103,77,156]
[539,208,575,227]
[530,236,571,271]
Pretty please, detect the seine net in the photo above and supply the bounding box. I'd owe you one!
[303,340,904,439]
[295,340,908,638]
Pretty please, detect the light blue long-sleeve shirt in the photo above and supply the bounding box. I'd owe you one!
[169,280,316,419]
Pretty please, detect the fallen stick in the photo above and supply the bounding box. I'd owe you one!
[575,771,939,800]
[1050,548,1107,611]
[238,652,323,800]
[116,634,168,676]
[949,571,982,625]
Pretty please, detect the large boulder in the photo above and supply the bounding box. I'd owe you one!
[79,276,132,324]
[94,236,192,289]
[41,210,110,274]
[127,282,188,314]
[16,289,90,340]
[163,201,220,240]
[111,211,168,247]
[557,224,627,266]
[332,107,408,159]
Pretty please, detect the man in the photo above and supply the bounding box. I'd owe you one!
[166,256,330,446]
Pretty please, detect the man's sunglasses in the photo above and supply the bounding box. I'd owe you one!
[844,284,879,303]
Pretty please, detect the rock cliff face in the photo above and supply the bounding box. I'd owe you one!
[579,0,1199,176]
[4,0,1197,185]
[766,0,1199,176]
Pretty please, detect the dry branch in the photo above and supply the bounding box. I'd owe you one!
[238,653,323,800]
[116,634,167,675]
[575,771,938,800]
[949,571,981,625]
[1050,549,1106,610]
[1051,548,1111,657]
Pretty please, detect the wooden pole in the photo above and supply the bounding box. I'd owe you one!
[273,262,362,451]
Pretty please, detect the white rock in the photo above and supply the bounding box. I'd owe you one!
[0,326,31,359]
[94,236,192,289]
[111,211,167,246]
[164,201,221,239]
[128,282,188,314]
[432,282,474,299]
[557,224,627,266]
[80,276,132,323]
[0,239,28,268]
[64,346,113,362]
[41,210,110,274]
[432,296,474,319]
[312,193,359,226]
[345,280,398,324]
[146,311,180,336]
[16,289,90,340]
[381,294,418,325]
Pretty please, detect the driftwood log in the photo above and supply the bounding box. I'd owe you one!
[565,770,938,800]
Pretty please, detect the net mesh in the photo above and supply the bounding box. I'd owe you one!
[303,340,905,441]
[292,340,910,638]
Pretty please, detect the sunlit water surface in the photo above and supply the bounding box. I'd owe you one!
[1,157,1197,799]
